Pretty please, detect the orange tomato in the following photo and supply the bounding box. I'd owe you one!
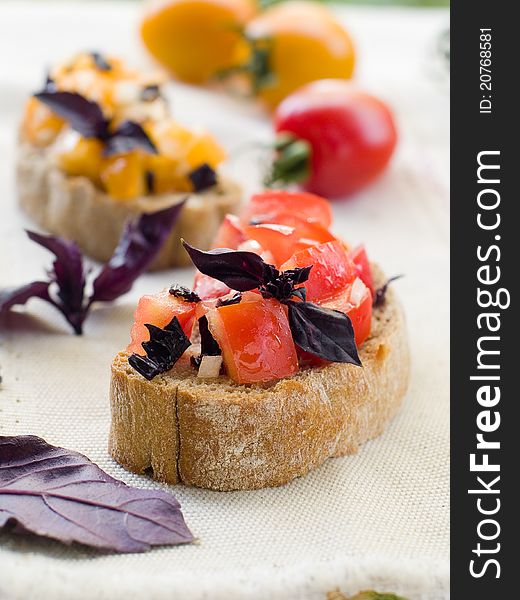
[243,1,355,108]
[140,0,257,83]
[20,97,65,147]
[100,152,147,200]
[53,133,104,183]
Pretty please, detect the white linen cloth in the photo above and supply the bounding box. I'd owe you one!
[0,2,450,599]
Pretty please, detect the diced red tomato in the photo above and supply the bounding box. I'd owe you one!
[321,278,372,347]
[244,223,298,266]
[212,214,247,250]
[193,271,231,300]
[244,218,336,267]
[273,212,336,246]
[127,290,197,354]
[240,190,332,229]
[350,244,374,296]
[206,294,298,384]
[281,240,357,301]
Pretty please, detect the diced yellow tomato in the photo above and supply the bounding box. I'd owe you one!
[152,120,225,167]
[184,131,226,169]
[100,151,146,200]
[53,134,104,183]
[20,98,65,147]
[127,290,197,355]
[206,295,298,384]
[146,154,191,194]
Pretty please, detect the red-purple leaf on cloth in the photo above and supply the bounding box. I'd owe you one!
[0,204,185,334]
[34,91,109,140]
[26,230,87,334]
[373,275,403,307]
[91,201,186,303]
[0,281,51,313]
[0,435,194,553]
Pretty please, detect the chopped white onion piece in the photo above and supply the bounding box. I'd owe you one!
[350,277,367,305]
[197,355,223,379]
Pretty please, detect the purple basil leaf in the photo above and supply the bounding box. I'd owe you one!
[34,90,109,139]
[288,301,361,365]
[0,435,193,552]
[90,51,112,71]
[373,275,403,307]
[169,284,201,303]
[103,120,157,157]
[145,169,156,194]
[198,316,221,356]
[0,281,52,315]
[27,230,87,334]
[259,265,312,302]
[188,163,217,192]
[129,317,191,380]
[141,84,161,102]
[182,242,267,291]
[91,201,186,304]
[216,291,242,307]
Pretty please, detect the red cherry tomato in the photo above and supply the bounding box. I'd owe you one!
[281,240,357,301]
[240,190,333,228]
[349,244,374,296]
[273,80,397,198]
[206,293,298,384]
[128,290,197,354]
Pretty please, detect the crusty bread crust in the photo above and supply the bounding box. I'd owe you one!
[109,268,410,490]
[16,143,242,270]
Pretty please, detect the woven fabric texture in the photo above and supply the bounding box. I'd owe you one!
[0,3,449,599]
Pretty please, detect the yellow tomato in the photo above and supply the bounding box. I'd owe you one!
[20,98,65,147]
[146,154,192,194]
[140,0,257,83]
[53,133,104,183]
[244,1,356,108]
[100,152,147,200]
[151,119,226,169]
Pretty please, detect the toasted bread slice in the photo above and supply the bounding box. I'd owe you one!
[109,268,410,490]
[16,143,242,270]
